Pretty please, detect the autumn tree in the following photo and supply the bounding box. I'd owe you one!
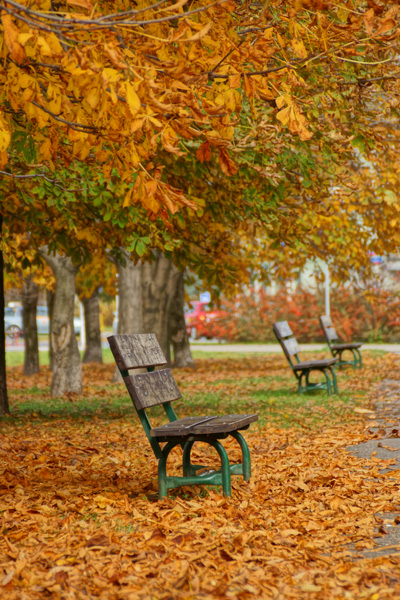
[3,1,400,415]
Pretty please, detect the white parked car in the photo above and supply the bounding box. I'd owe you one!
[4,306,81,336]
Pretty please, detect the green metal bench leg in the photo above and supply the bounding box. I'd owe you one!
[182,441,195,476]
[324,369,332,395]
[356,348,362,368]
[231,431,251,481]
[209,440,232,497]
[327,366,338,394]
[308,368,332,395]
[158,441,179,499]
[158,439,232,499]
[297,372,305,394]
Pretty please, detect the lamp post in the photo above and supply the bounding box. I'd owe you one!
[317,260,330,316]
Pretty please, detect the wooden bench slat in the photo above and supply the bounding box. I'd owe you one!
[125,369,181,410]
[320,315,333,328]
[332,342,362,350]
[108,334,167,370]
[274,321,293,338]
[151,414,258,437]
[293,358,338,370]
[283,337,300,356]
[325,326,338,341]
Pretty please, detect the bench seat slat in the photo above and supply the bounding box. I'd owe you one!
[150,414,258,437]
[332,342,362,350]
[293,358,338,370]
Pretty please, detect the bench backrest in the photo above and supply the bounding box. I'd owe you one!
[108,334,181,410]
[108,333,181,458]
[319,315,338,343]
[273,321,301,367]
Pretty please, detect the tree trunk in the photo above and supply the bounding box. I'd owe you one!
[142,252,174,363]
[46,288,55,371]
[40,250,82,397]
[113,252,143,381]
[0,215,9,414]
[21,275,40,375]
[117,253,143,334]
[168,270,194,368]
[82,288,102,364]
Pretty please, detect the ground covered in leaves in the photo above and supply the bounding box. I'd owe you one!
[2,351,400,599]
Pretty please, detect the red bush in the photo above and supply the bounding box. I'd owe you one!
[209,287,400,343]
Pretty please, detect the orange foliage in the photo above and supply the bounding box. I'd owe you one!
[1,355,400,597]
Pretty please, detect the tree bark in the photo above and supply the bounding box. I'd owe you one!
[0,214,9,414]
[82,288,102,364]
[142,252,175,363]
[40,250,82,396]
[46,288,55,371]
[21,275,40,375]
[168,270,194,368]
[113,252,143,381]
[117,253,143,334]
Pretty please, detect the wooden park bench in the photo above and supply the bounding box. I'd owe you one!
[108,333,258,499]
[273,321,338,395]
[319,315,362,369]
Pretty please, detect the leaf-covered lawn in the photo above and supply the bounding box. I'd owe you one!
[1,351,400,598]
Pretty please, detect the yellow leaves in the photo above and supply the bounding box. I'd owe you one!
[67,0,94,9]
[73,139,91,160]
[37,36,52,57]
[218,148,238,176]
[101,68,121,85]
[46,33,64,55]
[17,32,34,46]
[85,86,100,110]
[0,111,11,152]
[104,43,128,70]
[1,12,25,64]
[216,88,241,113]
[196,141,211,162]
[39,138,52,161]
[181,21,213,43]
[161,126,185,156]
[364,8,375,36]
[291,38,307,59]
[76,228,101,244]
[125,82,141,118]
[93,495,114,509]
[276,94,313,141]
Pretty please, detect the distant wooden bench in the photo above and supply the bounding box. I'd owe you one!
[273,321,338,395]
[319,315,362,369]
[108,333,258,499]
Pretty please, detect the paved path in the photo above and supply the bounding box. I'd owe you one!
[347,379,400,557]
[190,342,400,353]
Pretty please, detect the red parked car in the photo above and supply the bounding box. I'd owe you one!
[184,301,224,340]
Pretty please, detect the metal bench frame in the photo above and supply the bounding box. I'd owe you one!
[273,321,338,395]
[108,334,257,499]
[320,315,362,369]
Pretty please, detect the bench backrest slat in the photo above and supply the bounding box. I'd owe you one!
[325,326,338,341]
[273,320,300,365]
[274,321,293,338]
[125,369,181,410]
[282,337,301,356]
[320,316,338,341]
[108,334,167,371]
